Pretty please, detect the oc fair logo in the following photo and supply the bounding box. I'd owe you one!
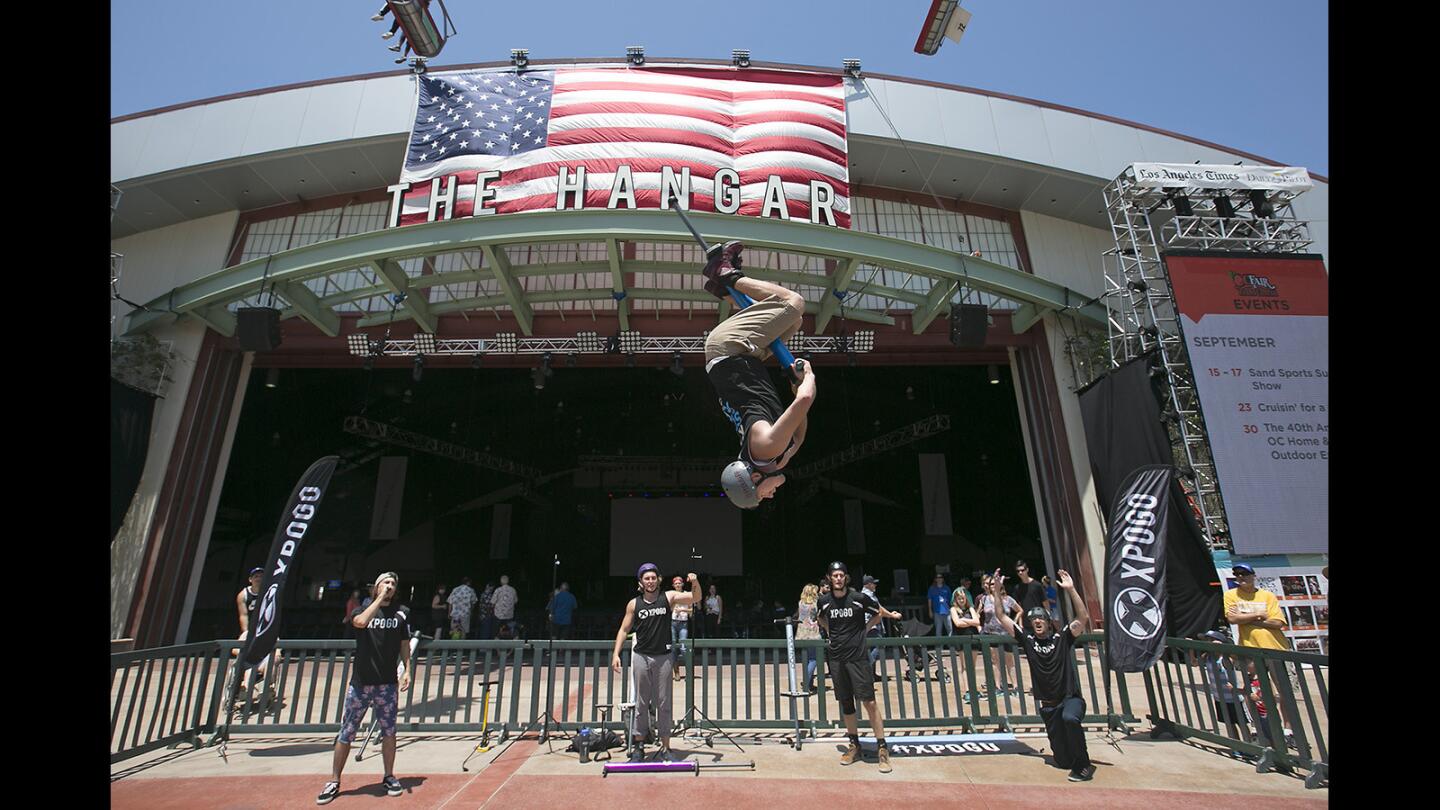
[254,583,280,638]
[1113,587,1161,640]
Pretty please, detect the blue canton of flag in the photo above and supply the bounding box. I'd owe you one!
[405,71,555,169]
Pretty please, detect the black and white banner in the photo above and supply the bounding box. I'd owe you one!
[859,733,1030,757]
[241,456,338,667]
[1130,162,1313,191]
[1104,464,1173,672]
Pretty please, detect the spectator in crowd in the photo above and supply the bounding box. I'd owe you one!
[669,576,693,681]
[977,572,1021,695]
[317,572,413,805]
[988,568,1095,782]
[343,589,363,638]
[861,575,886,665]
[1042,575,1061,624]
[957,574,975,606]
[547,581,578,639]
[1199,629,1250,741]
[362,583,376,609]
[1223,563,1296,740]
[795,583,822,692]
[703,584,723,639]
[492,575,519,638]
[429,584,447,638]
[949,586,981,701]
[477,581,496,639]
[236,567,272,700]
[926,574,953,637]
[1012,560,1050,619]
[446,577,477,640]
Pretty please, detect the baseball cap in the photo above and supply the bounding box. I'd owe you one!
[827,561,848,575]
[636,563,660,580]
[248,567,264,577]
[1232,563,1256,575]
[862,575,878,585]
[1202,629,1230,643]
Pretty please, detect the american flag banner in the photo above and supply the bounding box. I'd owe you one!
[393,66,850,228]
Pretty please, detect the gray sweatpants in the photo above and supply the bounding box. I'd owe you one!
[632,650,674,741]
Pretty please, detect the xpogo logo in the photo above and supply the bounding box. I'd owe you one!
[1113,587,1161,640]
[254,583,280,637]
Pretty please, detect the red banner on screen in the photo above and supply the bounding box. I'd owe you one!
[1164,252,1328,322]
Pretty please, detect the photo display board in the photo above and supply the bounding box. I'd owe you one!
[1219,564,1329,654]
[1164,252,1329,555]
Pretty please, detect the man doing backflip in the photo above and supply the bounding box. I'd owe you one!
[611,564,702,761]
[818,561,899,773]
[988,567,1096,782]
[701,241,816,508]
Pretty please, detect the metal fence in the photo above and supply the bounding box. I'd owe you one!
[110,633,1325,789]
[1143,636,1328,788]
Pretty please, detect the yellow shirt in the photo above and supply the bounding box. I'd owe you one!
[1223,587,1288,650]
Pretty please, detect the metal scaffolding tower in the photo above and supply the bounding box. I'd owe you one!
[1100,166,1315,550]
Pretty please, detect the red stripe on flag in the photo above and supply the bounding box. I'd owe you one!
[546,127,736,155]
[554,80,844,110]
[548,102,845,139]
[605,67,846,89]
[734,136,847,166]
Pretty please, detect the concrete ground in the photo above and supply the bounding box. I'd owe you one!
[112,722,1327,809]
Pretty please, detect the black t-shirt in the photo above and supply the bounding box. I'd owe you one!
[707,355,789,471]
[632,591,672,655]
[350,604,411,686]
[1012,624,1080,704]
[1014,579,1047,613]
[818,588,878,662]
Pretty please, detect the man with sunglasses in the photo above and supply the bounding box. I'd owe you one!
[1012,560,1051,625]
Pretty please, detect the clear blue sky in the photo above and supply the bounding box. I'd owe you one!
[111,1,1328,175]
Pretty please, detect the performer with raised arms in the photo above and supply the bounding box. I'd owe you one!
[611,564,702,761]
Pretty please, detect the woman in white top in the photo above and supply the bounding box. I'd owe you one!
[669,576,693,681]
[977,573,1022,695]
[795,584,821,692]
[703,584,723,639]
[949,587,981,701]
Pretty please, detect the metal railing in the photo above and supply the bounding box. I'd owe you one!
[1144,637,1328,788]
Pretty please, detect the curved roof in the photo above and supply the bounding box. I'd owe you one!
[110,57,1327,239]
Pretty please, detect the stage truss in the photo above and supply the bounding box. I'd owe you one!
[1100,166,1315,550]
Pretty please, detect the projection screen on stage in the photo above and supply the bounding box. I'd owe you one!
[1163,250,1329,555]
[609,498,743,576]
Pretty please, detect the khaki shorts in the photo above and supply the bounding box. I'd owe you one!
[704,295,802,364]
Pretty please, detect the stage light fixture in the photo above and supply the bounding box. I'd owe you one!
[415,331,437,355]
[471,354,483,369]
[732,49,751,68]
[533,352,554,389]
[577,330,604,353]
[988,365,1000,385]
[1127,280,1149,293]
[625,353,637,368]
[494,332,518,353]
[346,334,370,356]
[842,58,862,77]
[363,356,375,371]
[833,335,851,354]
[1213,193,1237,219]
[412,355,425,383]
[852,330,875,352]
[670,351,684,377]
[619,330,642,354]
[566,352,578,368]
[1167,189,1194,217]
[510,48,529,68]
[906,385,915,401]
[605,335,621,354]
[265,368,280,389]
[1249,190,1275,219]
[625,45,645,66]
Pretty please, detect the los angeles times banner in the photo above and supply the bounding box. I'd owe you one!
[242,455,339,668]
[1105,465,1174,672]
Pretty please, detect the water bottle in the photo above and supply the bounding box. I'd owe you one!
[578,726,592,763]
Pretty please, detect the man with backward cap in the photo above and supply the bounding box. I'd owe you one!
[611,563,702,761]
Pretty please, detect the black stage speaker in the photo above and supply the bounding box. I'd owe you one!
[236,307,282,352]
[949,304,988,348]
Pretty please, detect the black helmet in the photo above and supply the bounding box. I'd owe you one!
[1025,607,1050,622]
[827,561,848,575]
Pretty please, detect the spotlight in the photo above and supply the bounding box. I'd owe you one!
[1213,193,1237,219]
[577,330,604,353]
[625,353,637,368]
[1248,189,1275,219]
[494,332,518,353]
[265,368,280,389]
[988,365,1000,385]
[842,58,862,77]
[618,330,642,354]
[414,332,437,354]
[833,335,851,354]
[1127,280,1149,293]
[605,335,621,354]
[670,351,684,377]
[533,352,554,389]
[1166,189,1194,217]
[412,355,425,383]
[510,48,529,69]
[731,48,751,68]
[566,352,578,368]
[346,334,370,356]
[471,354,483,369]
[852,330,875,352]
[905,385,915,401]
[626,45,645,66]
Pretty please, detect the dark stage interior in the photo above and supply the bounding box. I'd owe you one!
[187,359,1044,641]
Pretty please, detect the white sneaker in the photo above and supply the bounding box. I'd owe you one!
[382,31,395,39]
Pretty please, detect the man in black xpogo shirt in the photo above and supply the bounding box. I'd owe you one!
[317,571,414,805]
[817,561,900,774]
[701,242,816,509]
[988,567,1096,782]
[611,564,702,761]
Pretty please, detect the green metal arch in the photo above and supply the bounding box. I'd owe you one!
[124,209,1105,337]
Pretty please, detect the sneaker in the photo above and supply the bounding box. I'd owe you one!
[371,13,385,21]
[877,745,892,773]
[1068,764,1096,782]
[383,775,402,797]
[381,31,395,39]
[700,241,745,299]
[388,44,402,52]
[839,741,862,766]
[316,781,340,805]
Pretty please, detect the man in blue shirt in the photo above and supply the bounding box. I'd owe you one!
[547,582,579,639]
[926,574,952,637]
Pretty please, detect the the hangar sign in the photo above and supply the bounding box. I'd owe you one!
[388,66,851,228]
